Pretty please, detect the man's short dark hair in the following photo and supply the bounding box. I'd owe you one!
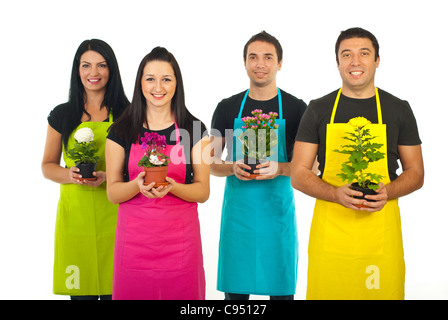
[244,31,283,63]
[335,27,380,64]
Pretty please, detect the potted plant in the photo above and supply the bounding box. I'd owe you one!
[66,127,100,181]
[238,109,279,178]
[333,117,386,207]
[138,132,170,187]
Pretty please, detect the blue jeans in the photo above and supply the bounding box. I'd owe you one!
[225,293,293,300]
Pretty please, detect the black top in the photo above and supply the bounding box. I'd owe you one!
[211,89,307,162]
[107,124,206,184]
[47,103,110,133]
[295,88,422,181]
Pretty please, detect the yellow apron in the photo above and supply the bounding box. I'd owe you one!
[53,112,118,296]
[307,88,405,300]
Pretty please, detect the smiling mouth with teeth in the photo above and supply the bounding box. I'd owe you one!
[88,78,101,83]
[350,71,363,76]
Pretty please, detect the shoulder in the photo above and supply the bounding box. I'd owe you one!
[377,88,411,109]
[216,90,247,110]
[279,89,307,110]
[309,89,340,108]
[304,89,340,118]
[48,102,70,117]
[47,102,70,132]
[212,90,246,131]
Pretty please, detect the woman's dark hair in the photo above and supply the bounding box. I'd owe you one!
[61,39,130,148]
[335,27,380,64]
[109,46,206,145]
[243,31,283,63]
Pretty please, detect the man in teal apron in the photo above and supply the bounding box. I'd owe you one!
[210,31,307,299]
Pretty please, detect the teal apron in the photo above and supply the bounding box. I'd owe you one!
[217,88,298,296]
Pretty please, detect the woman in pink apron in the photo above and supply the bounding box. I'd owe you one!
[106,47,210,300]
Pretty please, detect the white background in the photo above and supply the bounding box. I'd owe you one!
[0,0,446,300]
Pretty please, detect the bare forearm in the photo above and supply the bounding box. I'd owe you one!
[170,181,210,203]
[42,163,71,184]
[210,159,235,177]
[386,145,424,200]
[291,167,337,202]
[107,179,140,204]
[386,169,424,200]
[278,162,291,177]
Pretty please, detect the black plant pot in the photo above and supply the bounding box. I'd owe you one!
[350,182,377,207]
[244,157,266,179]
[76,162,97,181]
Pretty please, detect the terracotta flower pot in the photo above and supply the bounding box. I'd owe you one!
[244,157,266,179]
[76,162,97,181]
[350,182,377,208]
[143,166,169,187]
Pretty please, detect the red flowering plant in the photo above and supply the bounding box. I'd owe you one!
[238,109,279,161]
[137,132,170,168]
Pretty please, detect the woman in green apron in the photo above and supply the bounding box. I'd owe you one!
[42,39,129,299]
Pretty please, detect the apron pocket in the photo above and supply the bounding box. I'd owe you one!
[123,216,184,270]
[322,201,385,256]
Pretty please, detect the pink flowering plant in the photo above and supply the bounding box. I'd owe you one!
[239,109,279,161]
[137,132,170,167]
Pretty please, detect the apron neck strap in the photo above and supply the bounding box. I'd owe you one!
[238,88,283,119]
[330,87,382,124]
[140,121,180,144]
[174,121,180,144]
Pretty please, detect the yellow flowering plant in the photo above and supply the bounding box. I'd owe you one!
[333,117,385,191]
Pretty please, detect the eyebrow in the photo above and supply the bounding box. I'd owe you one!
[80,60,107,64]
[248,53,275,57]
[340,48,373,55]
[143,73,174,77]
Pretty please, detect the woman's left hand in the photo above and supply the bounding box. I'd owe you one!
[83,171,106,188]
[138,175,175,199]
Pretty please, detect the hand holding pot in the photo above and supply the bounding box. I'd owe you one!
[69,166,83,184]
[359,183,388,212]
[84,171,106,188]
[254,161,279,180]
[335,184,365,210]
[233,161,251,181]
[335,183,388,212]
[137,172,173,199]
[69,167,105,187]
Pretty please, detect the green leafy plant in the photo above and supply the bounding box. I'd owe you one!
[137,132,170,168]
[238,109,279,161]
[333,117,385,191]
[66,127,99,165]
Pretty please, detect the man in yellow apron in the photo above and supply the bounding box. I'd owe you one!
[291,27,424,299]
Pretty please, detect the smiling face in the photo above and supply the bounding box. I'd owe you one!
[141,60,177,110]
[245,41,282,89]
[337,37,380,98]
[78,50,109,95]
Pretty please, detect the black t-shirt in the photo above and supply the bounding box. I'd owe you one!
[47,103,112,133]
[295,88,422,181]
[211,89,307,162]
[107,124,206,184]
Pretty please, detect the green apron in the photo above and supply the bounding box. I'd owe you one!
[53,112,117,296]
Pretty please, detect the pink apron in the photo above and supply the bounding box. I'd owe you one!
[112,123,205,300]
